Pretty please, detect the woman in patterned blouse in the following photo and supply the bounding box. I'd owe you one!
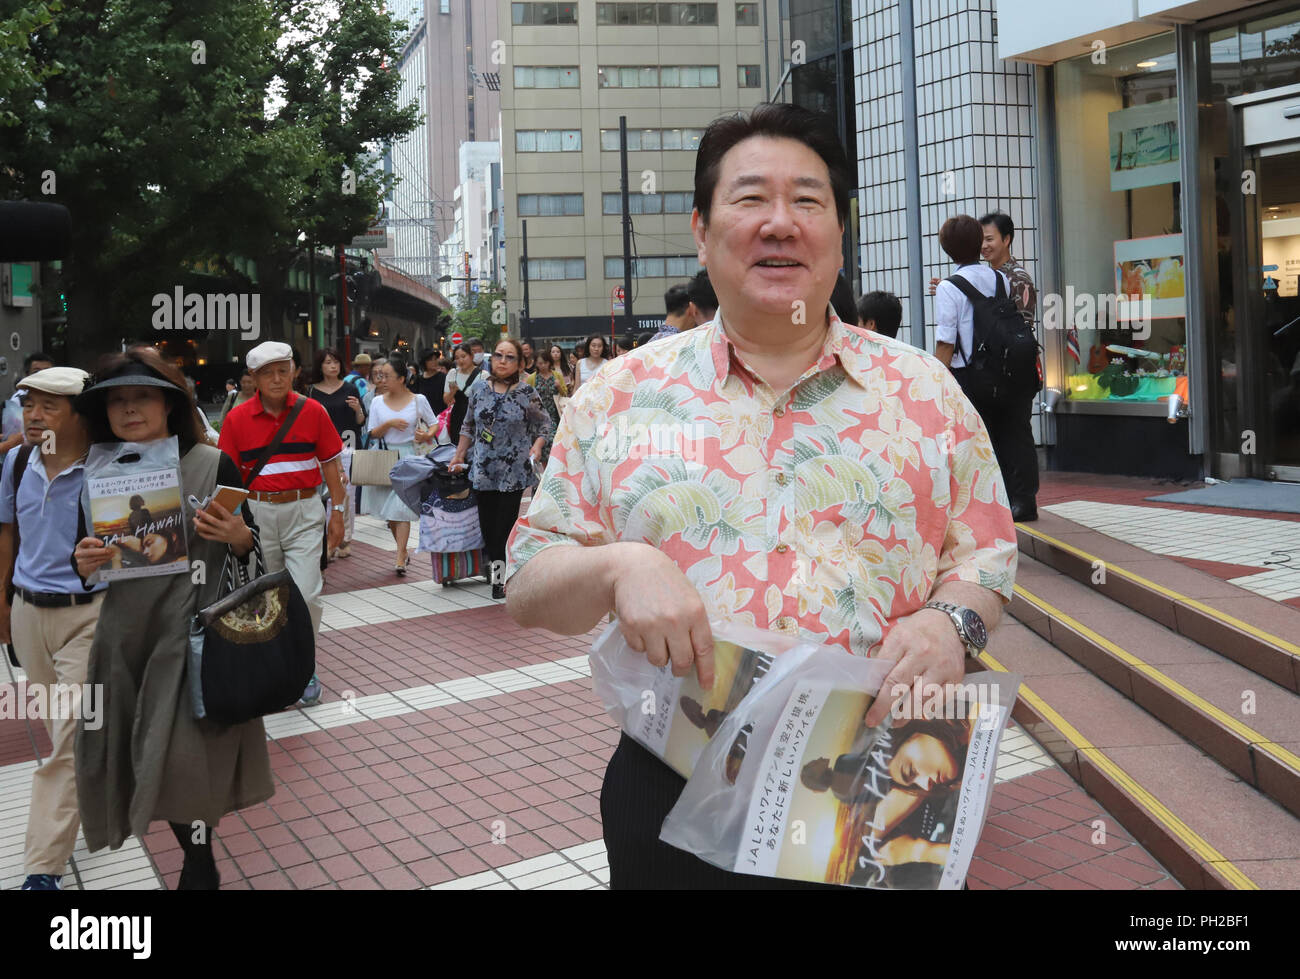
[450,338,552,600]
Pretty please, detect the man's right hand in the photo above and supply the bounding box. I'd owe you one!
[610,544,715,688]
[74,537,113,579]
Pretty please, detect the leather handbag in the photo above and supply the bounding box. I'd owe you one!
[350,438,399,486]
[187,531,315,724]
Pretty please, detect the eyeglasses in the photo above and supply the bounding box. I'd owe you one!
[491,352,518,362]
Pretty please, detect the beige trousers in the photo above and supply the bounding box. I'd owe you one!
[248,496,326,636]
[11,591,104,875]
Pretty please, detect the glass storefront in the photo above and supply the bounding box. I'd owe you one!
[1053,34,1189,409]
[1197,3,1300,478]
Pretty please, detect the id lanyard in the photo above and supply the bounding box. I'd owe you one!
[479,384,509,444]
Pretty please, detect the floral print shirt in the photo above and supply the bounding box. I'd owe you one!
[505,310,1018,658]
[463,380,552,492]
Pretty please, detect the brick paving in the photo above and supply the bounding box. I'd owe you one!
[0,503,1196,890]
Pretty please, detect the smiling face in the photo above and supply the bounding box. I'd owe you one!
[105,386,170,443]
[691,135,843,330]
[981,224,1011,267]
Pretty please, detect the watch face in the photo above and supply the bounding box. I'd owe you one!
[962,609,988,648]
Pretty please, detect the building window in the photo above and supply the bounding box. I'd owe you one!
[515,129,582,151]
[514,66,580,88]
[602,192,692,214]
[595,2,717,24]
[512,2,578,24]
[599,128,705,151]
[735,2,758,25]
[1054,33,1184,406]
[738,65,761,88]
[598,65,718,88]
[526,258,586,280]
[439,0,449,13]
[605,254,701,278]
[518,193,584,216]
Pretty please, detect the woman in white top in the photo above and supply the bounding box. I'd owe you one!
[361,357,436,574]
[573,333,610,391]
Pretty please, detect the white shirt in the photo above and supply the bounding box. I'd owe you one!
[367,393,435,446]
[576,357,606,385]
[934,264,1011,368]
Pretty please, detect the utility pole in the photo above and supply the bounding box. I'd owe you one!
[521,218,531,343]
[619,115,634,339]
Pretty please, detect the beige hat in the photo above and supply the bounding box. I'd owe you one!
[247,341,294,372]
[17,366,91,398]
[352,353,373,366]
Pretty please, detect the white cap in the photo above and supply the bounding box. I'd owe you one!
[247,341,293,372]
[17,366,91,398]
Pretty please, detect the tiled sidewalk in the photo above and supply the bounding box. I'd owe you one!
[2,513,1182,890]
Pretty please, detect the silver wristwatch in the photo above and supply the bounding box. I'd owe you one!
[331,504,345,514]
[923,601,988,657]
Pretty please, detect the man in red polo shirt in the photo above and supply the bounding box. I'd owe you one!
[219,342,345,703]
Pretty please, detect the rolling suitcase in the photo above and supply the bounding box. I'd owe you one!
[418,449,486,587]
[431,548,485,586]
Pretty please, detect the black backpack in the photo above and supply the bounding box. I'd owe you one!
[946,273,1042,405]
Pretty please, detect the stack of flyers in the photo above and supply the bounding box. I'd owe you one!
[589,621,1020,889]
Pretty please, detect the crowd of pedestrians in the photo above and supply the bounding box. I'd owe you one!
[0,99,1040,894]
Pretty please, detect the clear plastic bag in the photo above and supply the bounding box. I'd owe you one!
[660,654,1021,890]
[589,619,817,779]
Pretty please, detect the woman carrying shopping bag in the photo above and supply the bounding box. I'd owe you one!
[450,338,551,600]
[72,347,272,890]
[360,358,436,575]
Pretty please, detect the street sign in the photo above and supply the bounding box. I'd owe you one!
[450,331,463,345]
[612,286,624,311]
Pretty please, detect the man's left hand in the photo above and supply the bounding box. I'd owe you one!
[864,608,966,727]
[327,510,344,551]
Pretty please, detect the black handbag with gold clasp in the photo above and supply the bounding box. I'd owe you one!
[187,531,315,724]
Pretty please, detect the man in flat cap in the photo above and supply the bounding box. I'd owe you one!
[217,342,345,707]
[0,367,105,890]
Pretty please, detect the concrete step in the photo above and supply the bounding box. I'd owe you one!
[981,615,1300,889]
[1015,512,1300,692]
[1009,552,1300,820]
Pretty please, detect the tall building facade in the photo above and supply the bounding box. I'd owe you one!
[499,0,784,340]
[388,0,502,290]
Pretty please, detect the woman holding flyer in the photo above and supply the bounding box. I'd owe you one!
[71,347,272,890]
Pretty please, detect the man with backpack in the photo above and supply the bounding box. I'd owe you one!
[934,213,1041,522]
[0,367,105,890]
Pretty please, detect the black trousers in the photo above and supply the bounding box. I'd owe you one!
[475,488,524,568]
[600,734,841,890]
[954,379,1039,508]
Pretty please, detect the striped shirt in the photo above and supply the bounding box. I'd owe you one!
[218,390,343,492]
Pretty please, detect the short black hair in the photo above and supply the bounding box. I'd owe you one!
[664,284,691,317]
[830,274,857,325]
[469,337,484,349]
[693,102,852,226]
[687,269,718,314]
[23,351,52,373]
[636,331,655,347]
[939,215,983,266]
[419,348,437,369]
[979,211,1015,245]
[857,291,903,338]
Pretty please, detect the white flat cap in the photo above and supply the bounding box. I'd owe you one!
[18,366,91,398]
[247,341,294,371]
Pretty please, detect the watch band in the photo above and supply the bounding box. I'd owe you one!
[923,600,985,656]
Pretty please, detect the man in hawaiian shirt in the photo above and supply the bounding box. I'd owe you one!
[505,103,1018,888]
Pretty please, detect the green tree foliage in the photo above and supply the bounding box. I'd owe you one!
[449,285,507,344]
[0,0,420,360]
[0,1,62,127]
